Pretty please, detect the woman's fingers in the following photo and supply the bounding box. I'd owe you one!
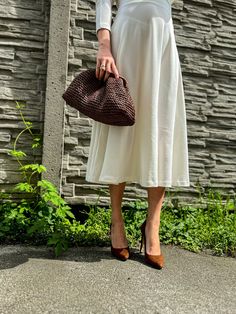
[96,59,107,80]
[111,62,120,79]
[99,67,106,81]
[103,61,120,81]
[96,49,120,81]
[103,62,112,81]
[95,63,100,79]
[96,55,106,79]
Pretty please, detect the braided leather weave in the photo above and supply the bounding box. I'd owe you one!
[62,68,135,126]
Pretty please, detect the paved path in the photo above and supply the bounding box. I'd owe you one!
[0,244,235,314]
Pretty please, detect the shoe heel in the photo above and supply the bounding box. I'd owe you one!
[139,219,164,269]
[139,232,144,253]
[139,220,146,253]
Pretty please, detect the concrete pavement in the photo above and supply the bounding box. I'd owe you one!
[0,244,236,314]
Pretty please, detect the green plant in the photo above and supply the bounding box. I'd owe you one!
[1,101,236,258]
[1,101,76,256]
[160,188,236,256]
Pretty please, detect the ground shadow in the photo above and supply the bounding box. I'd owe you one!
[0,245,149,270]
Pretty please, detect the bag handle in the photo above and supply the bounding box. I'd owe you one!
[108,72,128,87]
[95,69,128,87]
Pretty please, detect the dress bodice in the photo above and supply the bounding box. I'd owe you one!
[114,0,175,7]
[96,0,174,35]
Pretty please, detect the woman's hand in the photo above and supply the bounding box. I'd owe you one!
[96,28,120,81]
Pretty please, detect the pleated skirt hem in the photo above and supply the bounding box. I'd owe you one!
[85,175,190,188]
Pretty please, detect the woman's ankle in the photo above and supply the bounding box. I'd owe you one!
[110,222,128,247]
[111,215,125,225]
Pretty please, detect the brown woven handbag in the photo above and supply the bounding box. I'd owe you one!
[62,68,135,126]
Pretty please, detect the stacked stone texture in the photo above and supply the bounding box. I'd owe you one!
[62,0,236,206]
[0,0,235,206]
[0,0,50,199]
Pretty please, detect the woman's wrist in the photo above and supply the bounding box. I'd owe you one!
[97,28,111,49]
[98,42,111,51]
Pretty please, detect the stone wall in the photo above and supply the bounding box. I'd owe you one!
[177,0,236,192]
[0,0,235,206]
[0,0,50,198]
[60,0,236,206]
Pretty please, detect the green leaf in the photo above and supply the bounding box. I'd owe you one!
[13,182,34,193]
[19,164,42,172]
[47,237,60,245]
[66,210,75,219]
[25,121,32,126]
[37,180,58,193]
[33,137,41,142]
[27,220,45,234]
[19,206,28,214]
[8,209,18,219]
[8,150,27,158]
[56,208,63,217]
[37,165,47,173]
[15,101,26,109]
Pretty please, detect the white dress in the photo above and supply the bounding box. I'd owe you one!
[85,0,190,188]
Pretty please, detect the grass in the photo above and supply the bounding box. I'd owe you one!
[1,186,235,258]
[79,187,236,257]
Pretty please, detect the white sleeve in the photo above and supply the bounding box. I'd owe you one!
[96,0,114,34]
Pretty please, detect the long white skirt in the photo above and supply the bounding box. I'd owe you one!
[85,0,190,188]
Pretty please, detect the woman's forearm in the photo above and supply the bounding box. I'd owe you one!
[97,28,112,50]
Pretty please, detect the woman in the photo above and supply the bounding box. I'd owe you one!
[85,0,190,269]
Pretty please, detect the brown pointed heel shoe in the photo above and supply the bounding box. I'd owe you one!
[139,219,164,269]
[110,224,130,261]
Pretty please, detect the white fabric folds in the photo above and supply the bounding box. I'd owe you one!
[96,0,175,34]
[87,0,190,187]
